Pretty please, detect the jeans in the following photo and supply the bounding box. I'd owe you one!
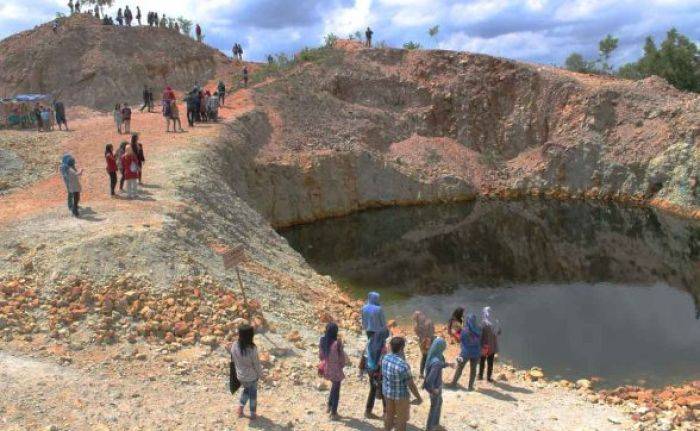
[108,172,117,195]
[240,381,258,414]
[479,354,495,381]
[366,374,385,415]
[426,392,443,430]
[328,381,341,415]
[420,352,427,377]
[64,184,73,209]
[123,119,131,134]
[126,178,138,198]
[187,109,195,127]
[119,170,125,191]
[71,192,80,216]
[452,357,478,389]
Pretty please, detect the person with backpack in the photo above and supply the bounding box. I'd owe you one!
[105,144,117,196]
[413,311,435,379]
[59,154,75,211]
[121,103,132,134]
[423,337,451,431]
[217,80,226,106]
[318,322,348,421]
[121,144,139,198]
[361,292,387,339]
[65,157,83,217]
[363,328,389,420]
[479,306,501,382]
[381,336,422,431]
[230,325,263,419]
[116,8,123,25]
[450,313,481,390]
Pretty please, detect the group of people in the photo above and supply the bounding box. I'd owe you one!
[32,101,68,132]
[228,291,501,431]
[232,43,244,60]
[115,6,139,26]
[183,85,221,126]
[106,135,145,199]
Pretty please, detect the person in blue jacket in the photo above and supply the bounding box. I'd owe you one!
[361,292,387,339]
[450,313,481,390]
[423,337,452,430]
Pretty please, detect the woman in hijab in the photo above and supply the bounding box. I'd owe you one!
[450,313,482,390]
[413,311,435,378]
[447,307,464,344]
[363,328,389,419]
[479,306,501,382]
[59,154,75,211]
[318,322,347,421]
[423,337,451,431]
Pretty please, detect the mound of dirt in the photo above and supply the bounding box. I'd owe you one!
[0,14,228,109]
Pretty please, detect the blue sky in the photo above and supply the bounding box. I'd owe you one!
[1,0,699,66]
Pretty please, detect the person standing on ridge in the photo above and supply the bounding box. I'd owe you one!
[116,8,123,26]
[54,99,68,131]
[381,337,422,431]
[65,157,83,217]
[195,24,202,42]
[75,0,80,13]
[318,322,348,421]
[229,325,263,420]
[413,311,435,378]
[479,306,501,383]
[105,144,117,196]
[447,306,464,344]
[121,103,132,134]
[217,80,226,106]
[68,0,74,14]
[136,6,141,25]
[450,313,482,390]
[124,6,133,26]
[94,5,100,19]
[423,337,452,431]
[365,26,373,47]
[59,154,75,211]
[361,292,387,339]
[238,44,244,60]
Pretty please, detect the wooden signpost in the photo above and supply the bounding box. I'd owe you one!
[214,243,250,316]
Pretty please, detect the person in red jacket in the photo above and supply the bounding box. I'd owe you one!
[105,144,118,196]
[121,145,140,199]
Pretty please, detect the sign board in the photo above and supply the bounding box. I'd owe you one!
[220,245,248,270]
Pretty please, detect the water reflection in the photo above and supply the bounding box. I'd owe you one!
[280,200,700,386]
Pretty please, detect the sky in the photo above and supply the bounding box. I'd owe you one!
[1,0,699,67]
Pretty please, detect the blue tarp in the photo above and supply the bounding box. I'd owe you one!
[13,94,51,102]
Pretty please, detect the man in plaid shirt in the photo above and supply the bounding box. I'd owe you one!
[382,337,423,431]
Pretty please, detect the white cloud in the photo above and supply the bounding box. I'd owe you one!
[439,30,552,61]
[322,0,374,40]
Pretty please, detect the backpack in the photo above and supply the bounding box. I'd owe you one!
[129,160,138,173]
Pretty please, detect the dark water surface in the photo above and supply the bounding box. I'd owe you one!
[280,200,700,388]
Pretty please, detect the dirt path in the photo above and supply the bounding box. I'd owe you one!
[0,87,255,236]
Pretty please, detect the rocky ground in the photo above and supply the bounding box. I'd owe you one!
[0,36,698,430]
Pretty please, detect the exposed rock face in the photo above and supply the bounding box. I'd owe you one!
[0,14,225,109]
[210,46,699,227]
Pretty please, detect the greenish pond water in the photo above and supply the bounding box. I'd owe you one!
[279,200,700,388]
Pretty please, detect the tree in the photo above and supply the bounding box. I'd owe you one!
[428,25,439,47]
[324,33,338,48]
[598,34,619,73]
[177,17,193,36]
[618,29,699,92]
[354,31,363,41]
[403,41,422,50]
[565,53,595,73]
